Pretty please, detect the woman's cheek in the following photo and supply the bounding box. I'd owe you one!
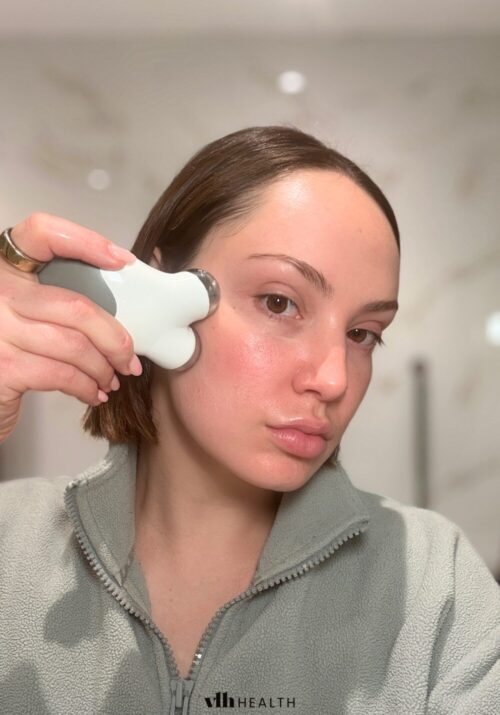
[188,303,290,405]
[215,327,285,389]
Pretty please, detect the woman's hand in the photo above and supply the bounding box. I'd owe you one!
[0,212,142,444]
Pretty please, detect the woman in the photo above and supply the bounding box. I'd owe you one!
[0,126,498,714]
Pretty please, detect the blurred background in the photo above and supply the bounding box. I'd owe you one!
[0,1,499,577]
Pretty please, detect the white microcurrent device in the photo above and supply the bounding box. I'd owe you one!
[37,257,220,371]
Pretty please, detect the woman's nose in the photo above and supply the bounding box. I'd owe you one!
[292,343,348,402]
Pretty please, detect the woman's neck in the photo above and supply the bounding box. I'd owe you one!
[134,438,282,567]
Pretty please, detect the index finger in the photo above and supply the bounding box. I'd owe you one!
[12,281,142,377]
[9,212,135,268]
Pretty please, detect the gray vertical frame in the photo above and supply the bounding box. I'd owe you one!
[412,358,430,509]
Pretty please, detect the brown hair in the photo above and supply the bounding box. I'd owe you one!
[82,124,400,469]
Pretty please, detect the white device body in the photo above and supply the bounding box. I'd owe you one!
[103,261,212,369]
[38,257,220,371]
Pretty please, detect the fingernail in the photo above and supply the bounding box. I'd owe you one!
[128,355,143,376]
[97,390,109,403]
[108,244,136,264]
[110,375,120,391]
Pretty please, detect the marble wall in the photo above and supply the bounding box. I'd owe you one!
[0,35,498,573]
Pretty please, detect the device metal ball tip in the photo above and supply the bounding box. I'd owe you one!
[188,269,220,316]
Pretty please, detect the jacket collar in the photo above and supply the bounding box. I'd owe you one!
[64,441,370,610]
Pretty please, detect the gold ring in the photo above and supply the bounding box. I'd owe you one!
[0,227,48,274]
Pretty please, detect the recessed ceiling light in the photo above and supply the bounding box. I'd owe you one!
[87,169,111,191]
[277,70,307,95]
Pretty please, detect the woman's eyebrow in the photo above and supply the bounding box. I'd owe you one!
[245,253,399,314]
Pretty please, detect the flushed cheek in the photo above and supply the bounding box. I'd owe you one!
[167,322,283,428]
[332,362,372,437]
[183,326,276,438]
[203,327,285,405]
[350,357,373,401]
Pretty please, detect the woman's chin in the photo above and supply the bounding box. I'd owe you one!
[236,453,323,493]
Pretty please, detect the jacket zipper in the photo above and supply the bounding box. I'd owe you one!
[169,678,194,715]
[183,520,369,685]
[65,482,367,715]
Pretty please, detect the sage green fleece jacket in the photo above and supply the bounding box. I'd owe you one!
[0,441,499,714]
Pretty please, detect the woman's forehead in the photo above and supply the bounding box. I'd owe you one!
[196,171,399,301]
[257,171,393,236]
[207,170,395,250]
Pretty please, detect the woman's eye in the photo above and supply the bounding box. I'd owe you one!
[348,328,385,349]
[256,294,385,350]
[257,293,299,321]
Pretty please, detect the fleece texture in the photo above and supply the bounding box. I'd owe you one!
[0,441,498,714]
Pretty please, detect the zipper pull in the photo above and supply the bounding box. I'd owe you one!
[181,679,194,715]
[169,678,194,715]
[169,678,182,715]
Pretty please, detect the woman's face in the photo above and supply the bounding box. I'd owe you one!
[151,169,400,492]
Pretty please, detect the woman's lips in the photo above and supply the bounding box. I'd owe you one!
[267,426,328,459]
